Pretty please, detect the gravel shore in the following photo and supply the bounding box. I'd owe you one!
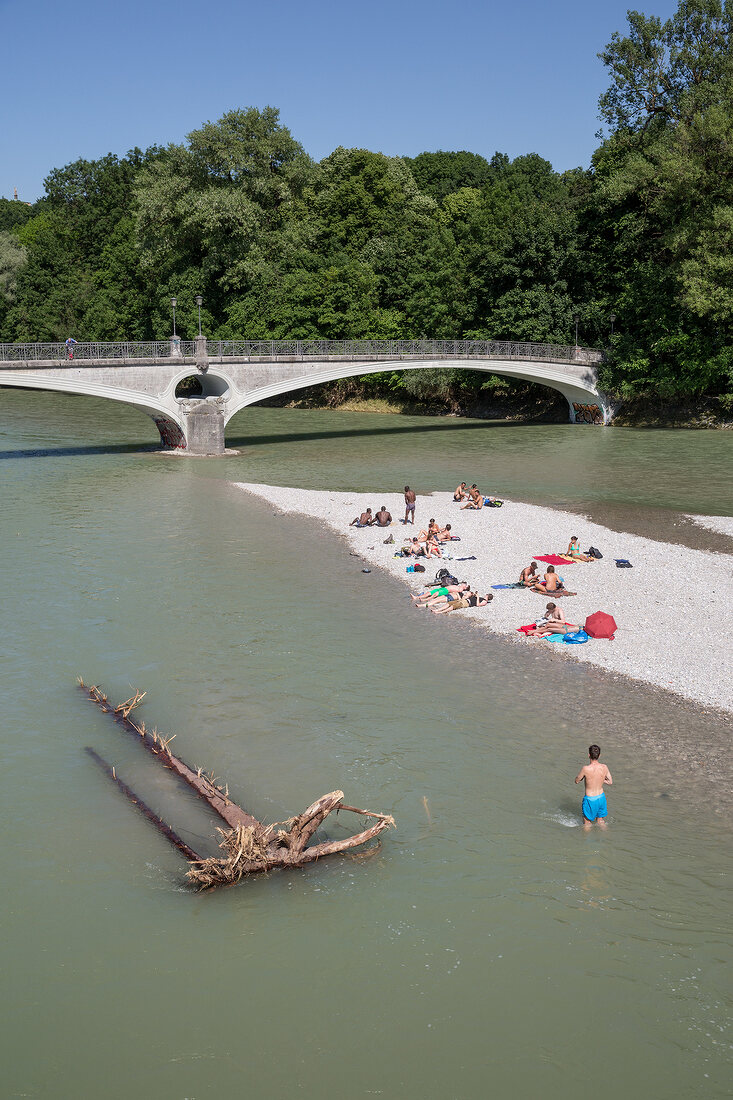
[234,482,733,715]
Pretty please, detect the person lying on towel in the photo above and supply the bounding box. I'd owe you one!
[526,602,578,636]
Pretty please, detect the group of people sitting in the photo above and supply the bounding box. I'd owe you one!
[349,505,393,528]
[518,562,576,597]
[453,482,502,510]
[411,580,494,615]
[401,517,456,558]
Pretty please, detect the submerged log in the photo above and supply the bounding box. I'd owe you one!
[80,680,395,889]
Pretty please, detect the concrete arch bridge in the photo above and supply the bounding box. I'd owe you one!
[0,337,610,454]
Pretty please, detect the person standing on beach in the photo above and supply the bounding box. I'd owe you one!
[574,745,612,828]
[404,486,416,525]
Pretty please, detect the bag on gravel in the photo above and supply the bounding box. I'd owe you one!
[435,568,458,586]
[615,559,632,568]
[413,562,426,572]
[563,630,589,644]
[587,546,603,559]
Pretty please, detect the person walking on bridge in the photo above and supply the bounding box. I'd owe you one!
[65,337,77,361]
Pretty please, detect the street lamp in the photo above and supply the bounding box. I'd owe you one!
[573,312,580,348]
[170,297,177,338]
[610,312,617,338]
[195,295,203,337]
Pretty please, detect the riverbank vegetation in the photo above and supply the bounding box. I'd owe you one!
[1,0,731,415]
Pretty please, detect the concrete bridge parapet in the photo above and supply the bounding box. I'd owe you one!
[0,337,613,452]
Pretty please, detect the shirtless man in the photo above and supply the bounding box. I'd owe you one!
[519,562,540,586]
[430,591,493,614]
[461,485,483,510]
[349,508,374,526]
[437,523,454,542]
[374,505,392,527]
[574,745,613,828]
[404,486,416,525]
[453,482,468,502]
[403,537,428,557]
[411,582,468,608]
[531,566,576,597]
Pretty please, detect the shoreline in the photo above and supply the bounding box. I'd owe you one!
[233,482,733,717]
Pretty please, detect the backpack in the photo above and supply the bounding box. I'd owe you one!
[587,546,603,559]
[615,559,632,568]
[413,562,426,572]
[435,568,458,586]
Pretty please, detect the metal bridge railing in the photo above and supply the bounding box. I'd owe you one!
[0,340,195,362]
[0,338,604,365]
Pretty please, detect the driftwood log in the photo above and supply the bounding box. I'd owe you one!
[80,680,395,889]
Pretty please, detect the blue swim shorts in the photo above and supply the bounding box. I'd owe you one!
[582,793,607,821]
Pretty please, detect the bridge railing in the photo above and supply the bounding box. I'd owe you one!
[0,340,196,362]
[210,339,604,363]
[0,337,604,365]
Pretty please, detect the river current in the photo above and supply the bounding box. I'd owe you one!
[1,391,731,1099]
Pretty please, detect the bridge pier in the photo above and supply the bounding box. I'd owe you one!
[179,398,226,454]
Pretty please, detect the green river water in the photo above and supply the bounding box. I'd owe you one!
[1,391,732,1099]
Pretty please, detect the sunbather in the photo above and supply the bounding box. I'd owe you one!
[429,591,493,614]
[461,486,483,510]
[519,562,540,586]
[403,537,429,557]
[526,602,578,636]
[566,536,594,561]
[374,506,393,527]
[417,519,440,543]
[411,582,469,607]
[437,523,454,541]
[453,482,468,502]
[530,566,576,597]
[349,508,374,527]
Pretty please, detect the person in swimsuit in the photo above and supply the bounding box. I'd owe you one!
[349,508,374,526]
[437,523,454,542]
[574,744,613,828]
[566,536,594,562]
[519,562,539,586]
[453,482,468,502]
[429,591,493,614]
[411,582,468,608]
[527,603,578,636]
[404,486,416,524]
[403,537,428,557]
[374,506,392,527]
[417,519,440,543]
[461,485,483,510]
[531,566,576,597]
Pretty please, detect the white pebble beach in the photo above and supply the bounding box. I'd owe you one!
[235,482,733,716]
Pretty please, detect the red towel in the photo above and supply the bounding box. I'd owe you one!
[535,554,576,565]
[517,624,536,634]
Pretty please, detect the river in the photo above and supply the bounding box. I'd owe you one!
[2,390,731,1099]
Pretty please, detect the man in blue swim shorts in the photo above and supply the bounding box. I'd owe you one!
[574,744,613,829]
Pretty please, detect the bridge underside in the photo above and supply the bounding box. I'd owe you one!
[0,355,611,454]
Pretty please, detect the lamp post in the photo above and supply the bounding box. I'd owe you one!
[171,297,177,338]
[573,312,579,348]
[195,295,203,337]
[610,312,616,339]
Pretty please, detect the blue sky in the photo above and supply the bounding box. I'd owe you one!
[2,0,679,202]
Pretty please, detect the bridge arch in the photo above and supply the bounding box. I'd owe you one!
[221,357,606,430]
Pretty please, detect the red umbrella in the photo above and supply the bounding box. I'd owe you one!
[584,611,618,639]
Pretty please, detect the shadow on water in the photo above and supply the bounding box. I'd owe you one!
[229,416,520,449]
[0,416,516,461]
[0,441,158,460]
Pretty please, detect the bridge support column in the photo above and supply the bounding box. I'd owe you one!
[182,399,226,454]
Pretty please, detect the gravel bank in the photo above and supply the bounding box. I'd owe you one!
[686,514,733,538]
[234,482,733,715]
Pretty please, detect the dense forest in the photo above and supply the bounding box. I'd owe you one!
[1,0,732,414]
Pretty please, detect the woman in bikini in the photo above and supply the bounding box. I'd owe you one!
[566,536,594,562]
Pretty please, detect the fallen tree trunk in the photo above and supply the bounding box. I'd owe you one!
[81,681,395,889]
